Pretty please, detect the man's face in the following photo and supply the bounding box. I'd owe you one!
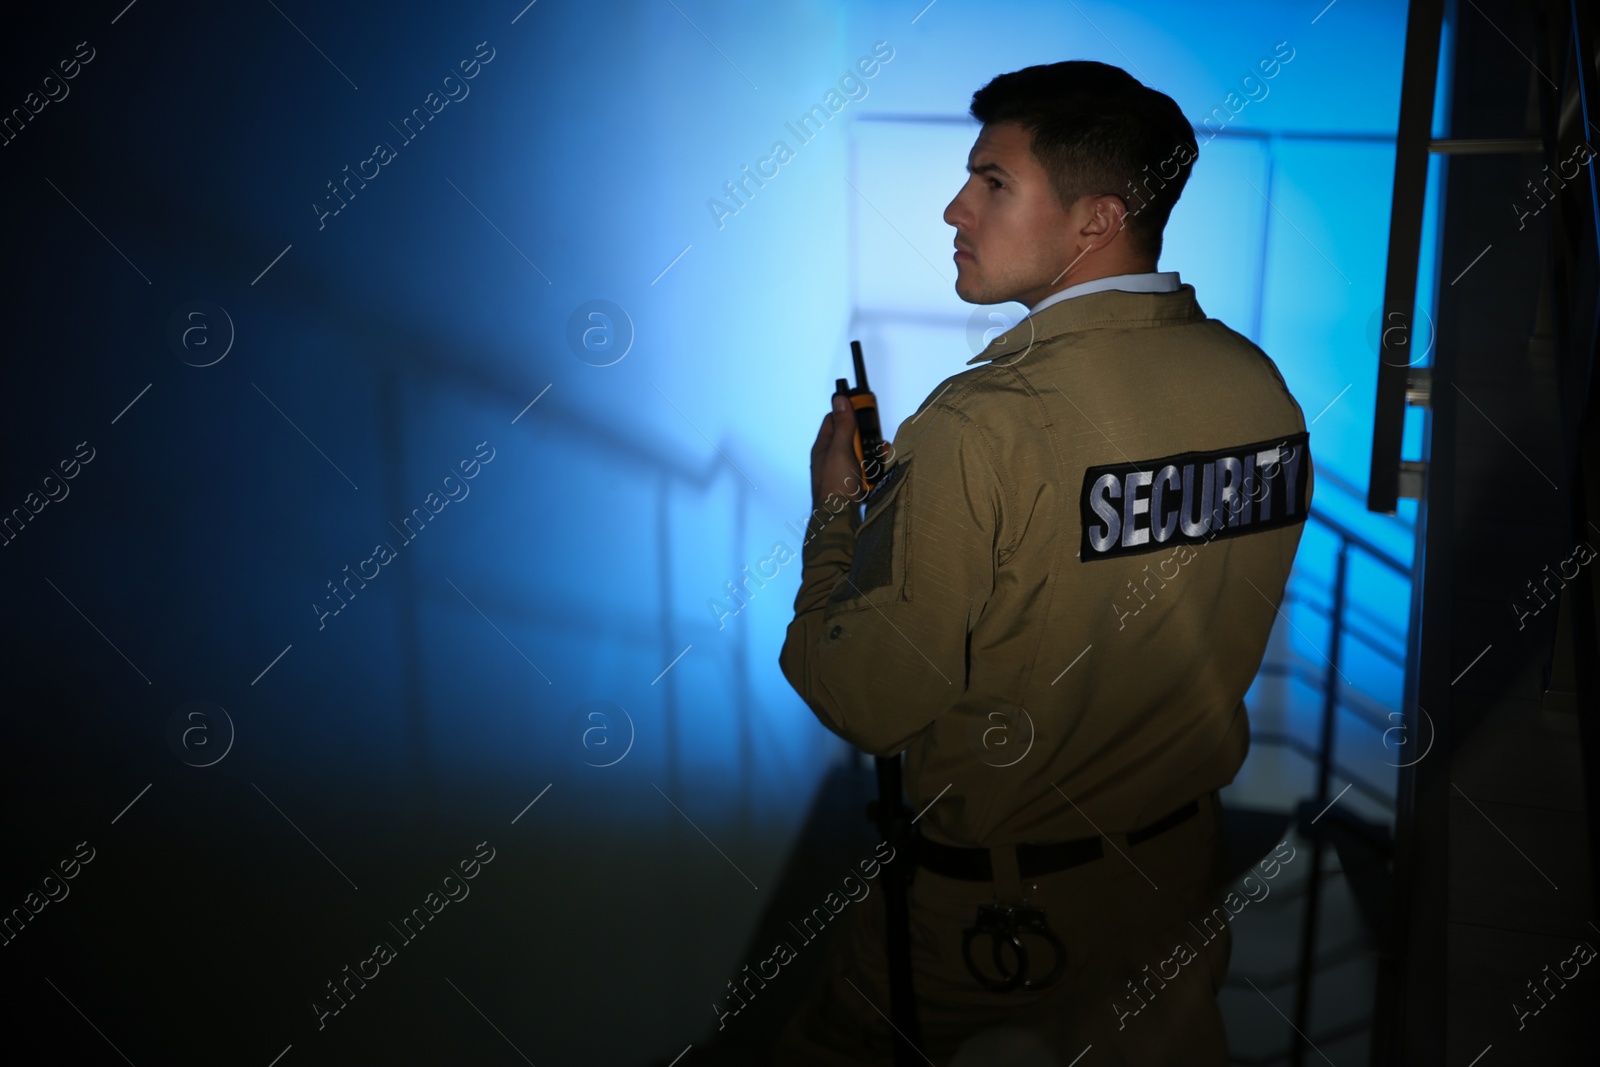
[943,122,1081,307]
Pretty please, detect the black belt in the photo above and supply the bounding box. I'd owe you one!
[915,799,1201,882]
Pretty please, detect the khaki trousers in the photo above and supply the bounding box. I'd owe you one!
[771,791,1234,1066]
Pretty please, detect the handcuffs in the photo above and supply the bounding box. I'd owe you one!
[960,899,1068,993]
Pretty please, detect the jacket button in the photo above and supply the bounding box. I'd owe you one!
[829,625,843,639]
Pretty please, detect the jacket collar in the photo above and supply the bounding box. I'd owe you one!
[966,284,1207,366]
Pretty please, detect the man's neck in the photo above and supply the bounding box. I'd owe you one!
[1021,259,1156,306]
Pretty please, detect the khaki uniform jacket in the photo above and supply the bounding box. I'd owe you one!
[779,285,1313,849]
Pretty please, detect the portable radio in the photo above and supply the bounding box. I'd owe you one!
[836,339,888,493]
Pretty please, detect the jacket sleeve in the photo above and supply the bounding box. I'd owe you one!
[778,404,1003,756]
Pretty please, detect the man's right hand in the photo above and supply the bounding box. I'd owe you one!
[809,394,864,510]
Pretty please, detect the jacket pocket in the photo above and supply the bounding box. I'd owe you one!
[825,460,909,615]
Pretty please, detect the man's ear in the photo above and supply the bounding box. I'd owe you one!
[1081,194,1130,247]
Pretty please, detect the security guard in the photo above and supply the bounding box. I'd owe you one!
[774,60,1312,1066]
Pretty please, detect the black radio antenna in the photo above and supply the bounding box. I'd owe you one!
[850,339,869,391]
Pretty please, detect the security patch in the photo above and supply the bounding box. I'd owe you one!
[1079,431,1310,561]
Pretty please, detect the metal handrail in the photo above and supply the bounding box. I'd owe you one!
[1254,656,1400,741]
[1246,479,1415,1065]
[1281,592,1408,671]
[1304,506,1410,577]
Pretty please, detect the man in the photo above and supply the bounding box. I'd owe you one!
[774,60,1312,1065]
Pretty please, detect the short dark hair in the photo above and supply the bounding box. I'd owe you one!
[969,60,1197,262]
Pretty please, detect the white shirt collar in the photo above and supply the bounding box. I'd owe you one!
[1027,271,1182,317]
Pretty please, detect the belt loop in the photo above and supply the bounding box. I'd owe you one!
[990,844,1025,903]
